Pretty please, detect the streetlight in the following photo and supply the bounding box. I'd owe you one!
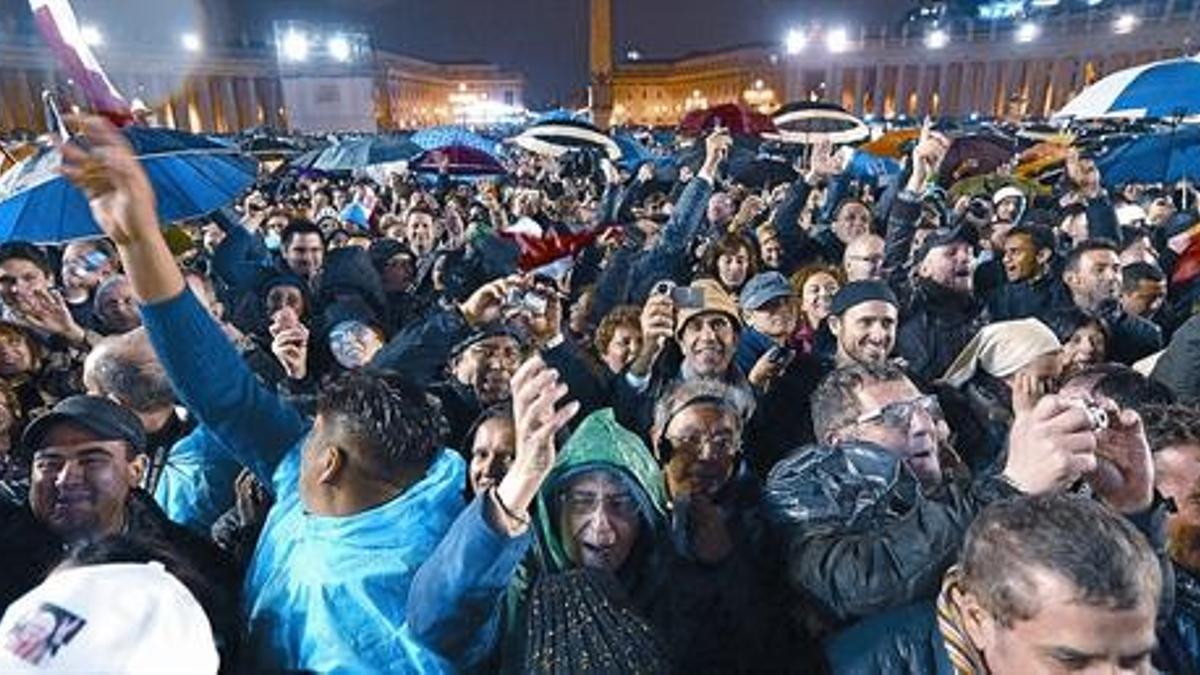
[925,28,949,50]
[327,34,351,62]
[281,30,309,62]
[181,32,202,53]
[1015,21,1039,43]
[80,24,103,47]
[785,28,807,55]
[825,27,849,54]
[1114,14,1138,34]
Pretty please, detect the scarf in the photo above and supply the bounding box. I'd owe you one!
[936,565,987,675]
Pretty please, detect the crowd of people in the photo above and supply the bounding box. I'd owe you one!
[0,112,1196,674]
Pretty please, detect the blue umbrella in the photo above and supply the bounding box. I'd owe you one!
[611,129,677,175]
[1055,57,1200,121]
[1094,125,1200,187]
[411,125,501,156]
[532,108,581,124]
[311,136,422,172]
[0,127,256,243]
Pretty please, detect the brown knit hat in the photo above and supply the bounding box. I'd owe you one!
[674,278,742,339]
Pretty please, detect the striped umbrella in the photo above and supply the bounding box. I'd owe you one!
[0,127,256,243]
[768,101,869,145]
[1054,56,1200,121]
[512,119,621,159]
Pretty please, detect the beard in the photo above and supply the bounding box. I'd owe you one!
[1168,516,1200,574]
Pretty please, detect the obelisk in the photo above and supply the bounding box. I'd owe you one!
[589,0,613,130]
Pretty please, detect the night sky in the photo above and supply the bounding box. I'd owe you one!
[249,0,906,106]
[0,0,909,106]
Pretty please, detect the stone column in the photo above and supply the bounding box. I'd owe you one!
[589,0,613,129]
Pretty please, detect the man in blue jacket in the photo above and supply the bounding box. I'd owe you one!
[61,116,465,674]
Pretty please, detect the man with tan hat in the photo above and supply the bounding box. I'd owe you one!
[614,278,753,441]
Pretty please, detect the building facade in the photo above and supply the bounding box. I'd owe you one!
[610,3,1200,126]
[0,36,524,136]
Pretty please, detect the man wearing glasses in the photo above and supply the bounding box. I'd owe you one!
[765,360,1158,638]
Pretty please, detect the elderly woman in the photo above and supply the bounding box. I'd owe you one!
[935,318,1063,473]
[408,364,794,672]
[407,406,669,671]
[789,263,843,356]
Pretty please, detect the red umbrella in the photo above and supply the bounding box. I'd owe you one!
[679,103,777,137]
[936,133,1020,185]
[411,144,506,176]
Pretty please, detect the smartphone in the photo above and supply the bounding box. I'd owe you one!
[81,250,108,273]
[766,345,795,365]
[505,288,548,315]
[670,286,704,309]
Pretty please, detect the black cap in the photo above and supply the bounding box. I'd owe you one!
[368,239,411,273]
[830,280,899,316]
[448,323,524,360]
[23,395,147,454]
[913,222,976,265]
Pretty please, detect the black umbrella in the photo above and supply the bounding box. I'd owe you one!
[733,155,798,190]
[674,135,759,176]
[312,136,423,172]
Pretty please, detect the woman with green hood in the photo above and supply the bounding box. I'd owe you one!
[406,356,672,672]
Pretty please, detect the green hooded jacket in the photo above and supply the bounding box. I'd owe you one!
[497,409,669,670]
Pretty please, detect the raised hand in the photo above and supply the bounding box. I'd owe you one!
[806,139,841,184]
[1088,401,1154,514]
[9,288,85,343]
[58,116,184,304]
[630,287,676,377]
[458,275,521,328]
[490,356,580,534]
[269,307,309,381]
[701,129,733,179]
[1003,395,1100,495]
[905,118,950,192]
[1011,370,1051,415]
[58,116,159,247]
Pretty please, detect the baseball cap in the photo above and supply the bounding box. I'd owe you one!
[22,396,147,455]
[913,222,977,265]
[739,272,795,311]
[0,562,219,674]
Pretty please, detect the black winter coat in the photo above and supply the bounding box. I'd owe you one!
[763,441,1019,635]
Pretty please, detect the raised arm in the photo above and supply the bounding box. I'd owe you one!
[61,117,307,485]
[407,356,579,668]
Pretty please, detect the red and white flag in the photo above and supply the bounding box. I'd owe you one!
[29,0,132,126]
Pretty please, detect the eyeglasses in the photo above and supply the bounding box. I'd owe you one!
[468,343,522,366]
[560,490,640,519]
[665,432,740,459]
[854,394,943,430]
